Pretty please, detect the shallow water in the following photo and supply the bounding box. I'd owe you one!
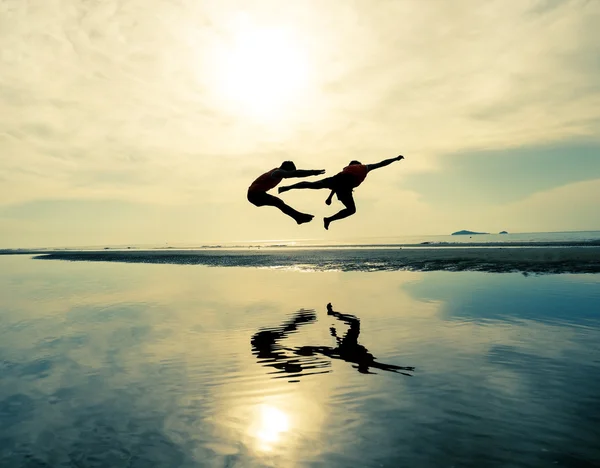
[1,255,600,467]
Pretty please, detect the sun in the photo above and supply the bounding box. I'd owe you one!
[210,17,313,121]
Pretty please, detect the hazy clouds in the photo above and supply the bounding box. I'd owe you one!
[1,0,599,246]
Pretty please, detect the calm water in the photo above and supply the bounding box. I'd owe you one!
[1,255,600,467]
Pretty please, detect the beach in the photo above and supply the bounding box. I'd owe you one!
[13,243,600,274]
[1,252,600,467]
[3,0,599,464]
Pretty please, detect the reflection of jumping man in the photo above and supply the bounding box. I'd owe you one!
[278,155,404,230]
[294,303,415,375]
[251,309,330,379]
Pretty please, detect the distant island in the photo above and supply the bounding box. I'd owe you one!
[451,230,489,235]
[499,231,508,234]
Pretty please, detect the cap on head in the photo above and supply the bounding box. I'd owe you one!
[349,160,362,166]
[280,161,296,171]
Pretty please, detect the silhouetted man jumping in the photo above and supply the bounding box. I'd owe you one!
[278,155,404,229]
[247,161,325,224]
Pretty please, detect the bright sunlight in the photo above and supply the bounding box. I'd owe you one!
[254,404,291,451]
[210,15,313,121]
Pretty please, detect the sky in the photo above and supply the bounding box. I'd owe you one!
[1,0,599,247]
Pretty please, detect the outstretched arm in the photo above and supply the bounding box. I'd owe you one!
[275,169,325,179]
[326,303,360,327]
[370,361,415,375]
[366,155,404,172]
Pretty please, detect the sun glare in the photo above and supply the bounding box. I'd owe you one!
[254,404,291,450]
[211,17,313,121]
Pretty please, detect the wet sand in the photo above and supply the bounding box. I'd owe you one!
[15,246,600,273]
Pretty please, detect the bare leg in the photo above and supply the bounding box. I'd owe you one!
[324,193,356,230]
[269,196,314,224]
[278,179,330,194]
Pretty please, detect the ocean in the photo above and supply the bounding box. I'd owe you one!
[6,229,600,251]
[1,234,600,467]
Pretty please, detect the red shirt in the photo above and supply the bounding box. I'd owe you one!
[342,164,369,188]
[248,168,282,193]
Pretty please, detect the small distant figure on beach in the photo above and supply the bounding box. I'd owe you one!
[278,155,405,229]
[247,161,325,224]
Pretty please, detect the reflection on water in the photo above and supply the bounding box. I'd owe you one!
[253,404,290,452]
[250,308,331,382]
[1,256,600,467]
[252,303,414,381]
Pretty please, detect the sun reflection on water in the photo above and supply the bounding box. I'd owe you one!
[253,404,291,451]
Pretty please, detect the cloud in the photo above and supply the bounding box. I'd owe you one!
[493,178,600,232]
[1,0,599,244]
[400,142,600,206]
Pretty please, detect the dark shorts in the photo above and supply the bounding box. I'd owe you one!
[321,172,355,191]
[324,173,356,205]
[247,190,279,207]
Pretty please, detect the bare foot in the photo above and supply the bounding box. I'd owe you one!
[324,217,331,230]
[296,214,314,225]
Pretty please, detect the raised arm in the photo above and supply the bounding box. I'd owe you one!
[366,155,404,172]
[274,168,325,178]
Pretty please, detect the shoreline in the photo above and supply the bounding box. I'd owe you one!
[5,246,598,274]
[2,239,600,255]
